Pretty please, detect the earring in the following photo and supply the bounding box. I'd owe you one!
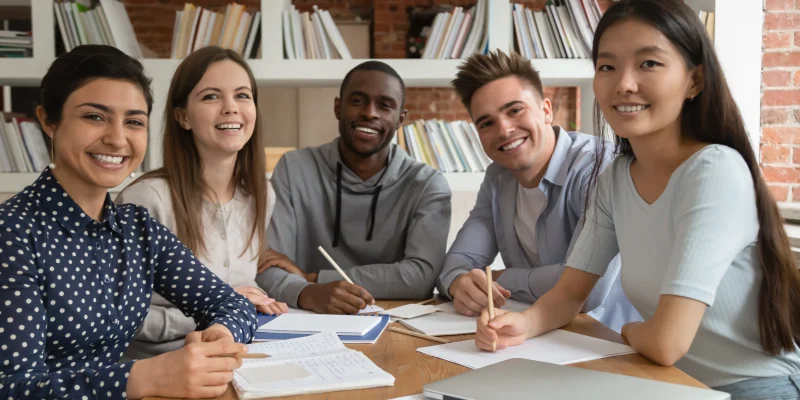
[48,136,55,169]
[129,172,136,179]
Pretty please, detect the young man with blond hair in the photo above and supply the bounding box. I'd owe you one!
[437,50,640,331]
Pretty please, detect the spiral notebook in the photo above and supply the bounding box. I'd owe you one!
[233,332,395,399]
[255,313,390,344]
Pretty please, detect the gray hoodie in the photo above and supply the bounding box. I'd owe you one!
[256,138,452,307]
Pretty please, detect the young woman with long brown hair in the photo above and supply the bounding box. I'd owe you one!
[117,46,287,360]
[475,1,800,398]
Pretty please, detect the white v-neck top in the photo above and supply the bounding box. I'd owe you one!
[567,144,800,387]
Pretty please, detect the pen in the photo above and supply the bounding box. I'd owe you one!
[486,266,496,352]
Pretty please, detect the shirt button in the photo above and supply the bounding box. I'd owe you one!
[224,260,230,268]
[113,318,119,324]
[221,232,226,240]
[103,277,110,284]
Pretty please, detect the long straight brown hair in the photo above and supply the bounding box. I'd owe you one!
[586,0,800,355]
[136,46,267,260]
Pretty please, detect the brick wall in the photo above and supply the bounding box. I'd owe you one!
[761,0,800,202]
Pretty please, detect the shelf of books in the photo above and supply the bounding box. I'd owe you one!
[0,0,762,195]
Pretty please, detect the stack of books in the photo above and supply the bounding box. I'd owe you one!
[512,0,601,59]
[395,119,491,173]
[53,0,142,58]
[282,5,351,59]
[0,112,49,173]
[0,30,32,57]
[420,0,489,60]
[170,2,262,59]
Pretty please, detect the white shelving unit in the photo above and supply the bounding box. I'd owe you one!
[0,0,763,195]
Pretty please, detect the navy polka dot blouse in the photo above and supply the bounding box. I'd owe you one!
[0,169,257,399]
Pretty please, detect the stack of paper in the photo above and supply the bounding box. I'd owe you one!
[255,312,390,343]
[258,313,383,336]
[233,332,395,399]
[398,299,531,336]
[417,329,635,369]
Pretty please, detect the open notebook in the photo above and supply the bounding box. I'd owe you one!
[233,332,395,399]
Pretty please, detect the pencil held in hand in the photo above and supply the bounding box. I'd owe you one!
[217,353,270,359]
[486,266,496,352]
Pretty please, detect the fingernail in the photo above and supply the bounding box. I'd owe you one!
[264,297,275,304]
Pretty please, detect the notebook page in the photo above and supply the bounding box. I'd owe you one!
[242,331,347,364]
[234,350,395,398]
[417,329,635,369]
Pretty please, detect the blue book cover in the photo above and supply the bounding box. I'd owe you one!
[254,313,390,344]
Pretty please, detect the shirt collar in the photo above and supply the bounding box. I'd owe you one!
[33,168,123,236]
[541,126,575,187]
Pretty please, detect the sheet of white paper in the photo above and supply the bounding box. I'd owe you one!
[359,304,385,314]
[417,329,635,369]
[390,394,427,400]
[257,313,383,336]
[381,304,439,319]
[237,363,312,384]
[242,332,346,364]
[399,299,531,336]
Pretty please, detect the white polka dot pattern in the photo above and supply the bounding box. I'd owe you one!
[0,169,257,399]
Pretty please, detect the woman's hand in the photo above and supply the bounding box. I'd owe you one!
[474,308,532,351]
[185,323,235,345]
[127,340,247,399]
[235,286,288,314]
[258,250,317,283]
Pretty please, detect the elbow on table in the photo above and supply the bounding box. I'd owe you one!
[645,339,690,367]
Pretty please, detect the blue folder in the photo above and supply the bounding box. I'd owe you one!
[254,313,390,344]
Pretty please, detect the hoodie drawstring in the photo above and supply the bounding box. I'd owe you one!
[366,185,382,241]
[332,161,383,247]
[333,162,343,248]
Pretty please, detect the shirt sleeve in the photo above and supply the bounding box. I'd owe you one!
[317,173,452,300]
[659,148,757,306]
[0,219,133,399]
[256,156,311,307]
[566,162,620,277]
[146,212,257,344]
[437,172,499,299]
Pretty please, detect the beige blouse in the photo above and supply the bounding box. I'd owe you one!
[114,176,275,359]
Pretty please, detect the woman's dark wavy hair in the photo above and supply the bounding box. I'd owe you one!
[586,0,800,355]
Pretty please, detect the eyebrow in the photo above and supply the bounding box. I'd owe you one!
[196,86,252,95]
[347,90,399,104]
[76,102,147,117]
[474,100,524,126]
[597,45,668,59]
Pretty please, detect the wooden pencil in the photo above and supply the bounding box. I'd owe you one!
[389,326,450,344]
[486,266,496,352]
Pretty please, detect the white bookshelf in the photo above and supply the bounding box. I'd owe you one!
[0,0,763,194]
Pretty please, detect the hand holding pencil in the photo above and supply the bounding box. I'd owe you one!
[296,247,375,314]
[475,267,530,352]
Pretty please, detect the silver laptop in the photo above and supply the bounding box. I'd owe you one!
[422,358,730,400]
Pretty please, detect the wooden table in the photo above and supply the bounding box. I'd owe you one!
[146,300,705,400]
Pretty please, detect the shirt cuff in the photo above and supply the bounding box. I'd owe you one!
[281,278,313,309]
[438,269,468,300]
[317,269,345,285]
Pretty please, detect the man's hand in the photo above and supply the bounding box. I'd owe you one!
[258,250,316,282]
[297,281,375,314]
[449,269,511,317]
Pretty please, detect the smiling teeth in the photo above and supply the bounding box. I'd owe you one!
[615,105,648,113]
[502,138,525,151]
[216,123,242,130]
[355,127,379,135]
[91,154,124,164]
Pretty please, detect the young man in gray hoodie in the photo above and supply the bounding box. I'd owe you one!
[256,61,452,314]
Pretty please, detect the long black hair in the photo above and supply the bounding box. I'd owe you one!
[587,0,800,355]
